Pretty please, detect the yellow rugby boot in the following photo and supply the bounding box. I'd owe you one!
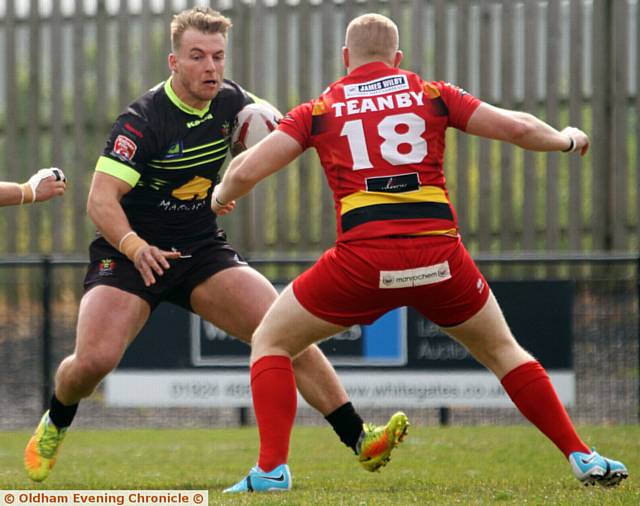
[357,411,409,472]
[24,411,67,482]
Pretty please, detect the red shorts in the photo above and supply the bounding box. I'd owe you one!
[292,236,489,327]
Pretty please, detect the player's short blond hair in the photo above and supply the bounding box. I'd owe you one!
[345,13,399,64]
[171,7,232,52]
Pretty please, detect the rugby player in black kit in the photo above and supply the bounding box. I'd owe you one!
[24,6,408,483]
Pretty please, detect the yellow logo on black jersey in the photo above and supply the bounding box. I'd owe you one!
[171,176,212,201]
[164,142,182,159]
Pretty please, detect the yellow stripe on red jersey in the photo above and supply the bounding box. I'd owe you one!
[340,185,450,214]
[339,186,456,237]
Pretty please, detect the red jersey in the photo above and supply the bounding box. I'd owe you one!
[278,61,481,242]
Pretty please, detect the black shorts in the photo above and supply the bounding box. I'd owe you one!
[83,230,248,311]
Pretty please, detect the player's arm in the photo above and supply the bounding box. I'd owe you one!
[465,103,589,155]
[87,171,179,286]
[0,168,66,207]
[87,171,137,250]
[213,131,303,213]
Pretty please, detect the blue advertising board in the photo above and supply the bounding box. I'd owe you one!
[119,281,572,370]
[192,307,406,367]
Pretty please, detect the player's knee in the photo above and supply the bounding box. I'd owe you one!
[483,336,529,366]
[250,329,270,351]
[74,352,119,383]
[63,376,98,399]
[251,324,272,346]
[292,344,322,365]
[250,328,294,359]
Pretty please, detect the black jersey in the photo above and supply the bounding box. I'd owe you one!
[95,77,254,249]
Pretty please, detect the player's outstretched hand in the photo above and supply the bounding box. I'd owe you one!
[561,127,590,156]
[212,199,236,216]
[133,245,181,287]
[22,168,67,203]
[211,186,236,216]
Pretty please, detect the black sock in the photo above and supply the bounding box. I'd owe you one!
[325,402,364,454]
[48,394,79,429]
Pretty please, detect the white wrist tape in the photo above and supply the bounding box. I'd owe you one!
[118,231,138,252]
[27,168,66,203]
[562,136,576,153]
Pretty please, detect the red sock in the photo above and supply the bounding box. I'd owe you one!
[501,361,589,458]
[251,355,297,472]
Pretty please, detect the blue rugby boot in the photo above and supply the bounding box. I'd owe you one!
[569,449,628,487]
[223,463,291,493]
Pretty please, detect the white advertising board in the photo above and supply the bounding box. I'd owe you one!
[105,370,574,408]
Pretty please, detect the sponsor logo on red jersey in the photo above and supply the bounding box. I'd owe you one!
[379,261,452,289]
[344,75,409,98]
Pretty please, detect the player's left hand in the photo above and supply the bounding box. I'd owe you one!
[211,186,236,216]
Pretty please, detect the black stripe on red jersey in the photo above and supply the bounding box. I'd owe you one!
[311,113,331,136]
[426,96,449,117]
[341,202,454,233]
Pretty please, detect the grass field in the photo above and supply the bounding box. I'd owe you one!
[1,425,638,505]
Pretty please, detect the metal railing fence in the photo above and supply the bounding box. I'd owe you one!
[0,254,637,430]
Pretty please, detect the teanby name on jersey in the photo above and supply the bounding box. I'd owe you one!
[335,75,423,118]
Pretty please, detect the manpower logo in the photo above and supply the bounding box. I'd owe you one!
[379,261,451,289]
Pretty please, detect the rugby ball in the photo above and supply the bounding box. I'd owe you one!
[231,102,283,155]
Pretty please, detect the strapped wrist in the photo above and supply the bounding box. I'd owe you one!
[562,136,576,153]
[19,182,34,204]
[118,231,149,262]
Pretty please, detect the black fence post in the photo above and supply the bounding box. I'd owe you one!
[438,406,450,426]
[637,255,640,423]
[239,407,249,426]
[42,256,52,412]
